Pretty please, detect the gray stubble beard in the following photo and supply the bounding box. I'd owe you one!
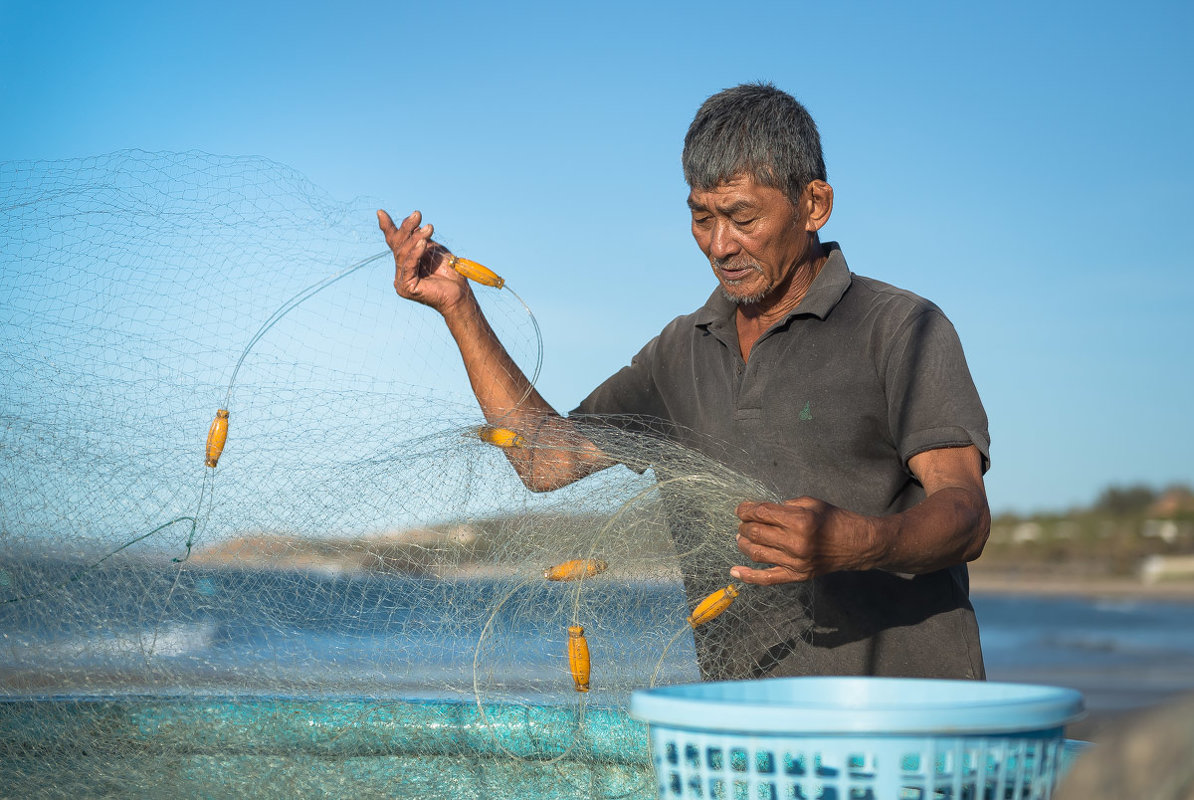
[711,257,769,305]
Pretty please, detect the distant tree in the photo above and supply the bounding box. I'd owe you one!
[1093,484,1157,515]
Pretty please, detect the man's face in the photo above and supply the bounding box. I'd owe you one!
[687,175,810,306]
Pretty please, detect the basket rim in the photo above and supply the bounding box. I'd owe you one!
[629,677,1085,735]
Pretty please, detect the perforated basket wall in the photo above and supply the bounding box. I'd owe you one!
[630,677,1085,800]
[649,728,1066,799]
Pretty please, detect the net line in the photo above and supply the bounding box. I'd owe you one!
[0,150,813,799]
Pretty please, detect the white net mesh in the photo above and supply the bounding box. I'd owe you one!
[0,151,811,799]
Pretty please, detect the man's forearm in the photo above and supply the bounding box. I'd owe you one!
[380,208,611,491]
[732,445,990,585]
[867,484,990,574]
[442,293,611,492]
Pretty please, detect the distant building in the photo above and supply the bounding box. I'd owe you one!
[1148,486,1194,517]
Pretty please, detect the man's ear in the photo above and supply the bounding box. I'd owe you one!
[804,180,834,232]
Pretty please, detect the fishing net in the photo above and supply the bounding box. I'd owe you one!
[0,151,813,799]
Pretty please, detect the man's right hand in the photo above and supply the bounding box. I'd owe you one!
[378,209,469,315]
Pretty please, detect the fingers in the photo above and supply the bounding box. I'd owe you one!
[379,210,438,296]
[730,563,806,586]
[377,208,419,231]
[735,502,786,529]
[732,525,816,584]
[736,497,819,523]
[737,507,807,549]
[733,497,819,585]
[736,531,798,564]
[400,210,421,236]
[378,210,430,251]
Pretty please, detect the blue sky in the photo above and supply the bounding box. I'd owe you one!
[2,0,1192,514]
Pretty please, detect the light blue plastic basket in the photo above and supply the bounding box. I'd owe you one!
[630,677,1085,800]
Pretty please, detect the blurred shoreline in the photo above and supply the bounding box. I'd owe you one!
[969,565,1194,602]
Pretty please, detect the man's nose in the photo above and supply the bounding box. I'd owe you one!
[708,220,739,260]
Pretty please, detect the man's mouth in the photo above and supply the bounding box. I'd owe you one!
[712,258,763,284]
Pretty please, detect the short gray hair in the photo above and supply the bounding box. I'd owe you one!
[682,83,827,206]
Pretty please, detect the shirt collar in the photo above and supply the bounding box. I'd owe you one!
[693,242,852,334]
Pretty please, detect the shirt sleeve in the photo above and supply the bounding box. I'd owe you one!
[567,335,682,475]
[569,334,669,432]
[881,307,991,473]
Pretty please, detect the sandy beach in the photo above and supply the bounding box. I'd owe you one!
[970,568,1194,602]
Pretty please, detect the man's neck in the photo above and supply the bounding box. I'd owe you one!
[735,242,828,361]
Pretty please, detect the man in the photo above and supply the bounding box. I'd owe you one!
[378,82,990,680]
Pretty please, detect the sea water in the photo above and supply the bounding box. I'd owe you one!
[4,560,1193,797]
[974,592,1194,716]
[5,558,1194,713]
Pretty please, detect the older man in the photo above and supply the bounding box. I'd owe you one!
[378,83,990,680]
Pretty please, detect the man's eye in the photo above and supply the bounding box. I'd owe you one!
[692,215,712,225]
[733,218,757,227]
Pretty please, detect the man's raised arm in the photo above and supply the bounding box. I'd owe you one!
[378,209,610,491]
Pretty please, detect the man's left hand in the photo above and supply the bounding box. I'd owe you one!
[729,446,990,585]
[731,497,880,585]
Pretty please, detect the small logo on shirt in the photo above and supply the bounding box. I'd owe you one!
[799,401,813,421]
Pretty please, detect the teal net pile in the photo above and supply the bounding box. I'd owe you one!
[0,152,810,799]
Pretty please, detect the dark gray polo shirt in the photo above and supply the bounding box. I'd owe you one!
[571,243,989,680]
